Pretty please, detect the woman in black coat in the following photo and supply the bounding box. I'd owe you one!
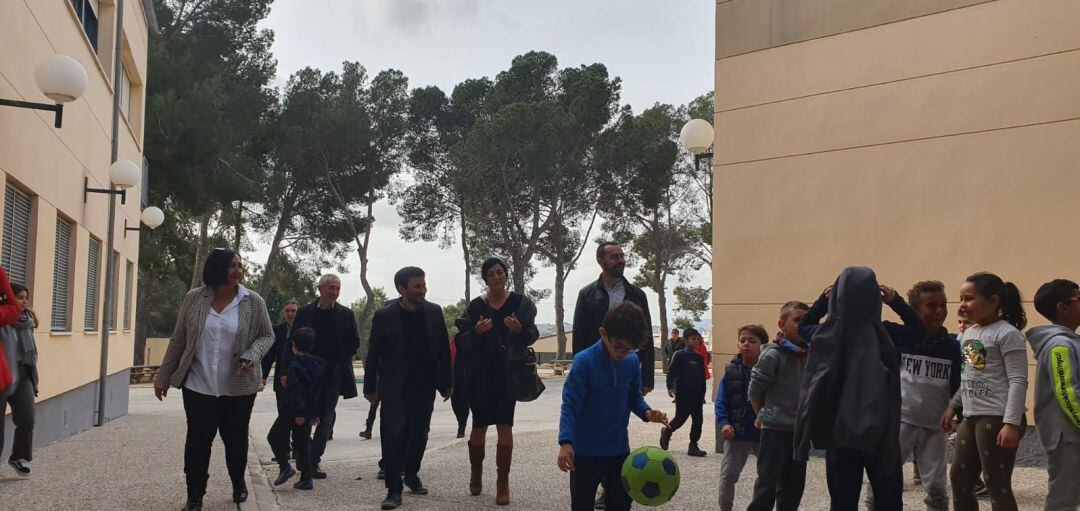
[457,258,539,506]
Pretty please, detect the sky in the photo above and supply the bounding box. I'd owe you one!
[254,0,715,326]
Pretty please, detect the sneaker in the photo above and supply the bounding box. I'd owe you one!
[312,464,327,479]
[687,444,707,457]
[659,427,672,451]
[359,429,373,440]
[594,488,606,510]
[181,499,203,511]
[405,476,429,495]
[274,465,297,486]
[7,459,30,478]
[293,479,314,490]
[381,491,403,510]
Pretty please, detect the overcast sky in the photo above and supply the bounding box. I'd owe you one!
[255,0,714,326]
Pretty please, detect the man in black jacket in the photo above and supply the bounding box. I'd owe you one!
[282,275,360,479]
[572,242,656,511]
[261,299,300,396]
[364,266,452,510]
[572,242,655,393]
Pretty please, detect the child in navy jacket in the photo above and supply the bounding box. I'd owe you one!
[715,325,765,511]
[660,328,708,457]
[558,302,669,511]
[267,327,326,490]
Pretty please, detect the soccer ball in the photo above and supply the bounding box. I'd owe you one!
[621,446,680,506]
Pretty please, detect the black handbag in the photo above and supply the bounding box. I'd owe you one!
[506,346,545,402]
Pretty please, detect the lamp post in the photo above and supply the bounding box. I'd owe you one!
[679,118,715,168]
[0,55,88,128]
[124,206,165,237]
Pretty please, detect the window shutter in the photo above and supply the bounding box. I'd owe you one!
[124,261,133,330]
[2,185,33,286]
[52,218,74,331]
[109,251,119,331]
[85,238,100,331]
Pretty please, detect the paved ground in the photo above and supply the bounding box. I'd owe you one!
[0,376,1052,510]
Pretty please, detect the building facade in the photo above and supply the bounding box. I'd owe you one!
[1,0,155,449]
[710,0,1080,418]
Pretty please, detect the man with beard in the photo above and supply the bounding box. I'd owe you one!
[571,242,655,510]
[365,266,453,510]
[282,275,360,479]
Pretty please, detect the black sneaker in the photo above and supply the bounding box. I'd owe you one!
[274,465,297,486]
[181,500,202,511]
[312,464,327,479]
[404,476,429,495]
[359,429,373,440]
[659,428,672,451]
[381,491,403,510]
[687,444,707,457]
[293,479,314,490]
[232,485,248,503]
[8,459,30,477]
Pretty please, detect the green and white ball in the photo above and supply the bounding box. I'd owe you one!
[620,446,680,506]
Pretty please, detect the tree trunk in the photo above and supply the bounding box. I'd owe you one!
[259,199,293,296]
[233,200,244,250]
[133,268,151,365]
[459,204,471,303]
[355,195,377,361]
[554,257,567,361]
[189,212,212,290]
[656,266,670,373]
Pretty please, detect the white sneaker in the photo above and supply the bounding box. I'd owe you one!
[8,458,30,477]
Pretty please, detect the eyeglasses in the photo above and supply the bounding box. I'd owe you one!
[606,339,638,354]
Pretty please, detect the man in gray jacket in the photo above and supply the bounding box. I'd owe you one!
[746,301,809,511]
[1029,279,1080,511]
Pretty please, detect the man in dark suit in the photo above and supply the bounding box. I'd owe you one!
[571,242,656,510]
[261,298,300,463]
[364,266,452,510]
[282,274,360,479]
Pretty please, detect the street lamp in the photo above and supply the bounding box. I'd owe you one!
[680,118,715,159]
[124,206,165,237]
[0,55,88,128]
[86,159,141,427]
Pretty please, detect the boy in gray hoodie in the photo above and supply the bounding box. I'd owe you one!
[1028,279,1080,511]
[746,301,809,511]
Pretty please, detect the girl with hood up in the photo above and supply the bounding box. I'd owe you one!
[793,266,904,511]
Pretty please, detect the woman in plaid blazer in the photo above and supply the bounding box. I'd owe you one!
[154,249,275,511]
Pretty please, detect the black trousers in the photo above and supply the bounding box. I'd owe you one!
[668,393,704,444]
[1,365,35,462]
[310,392,339,465]
[365,399,380,432]
[181,388,256,501]
[570,455,631,511]
[268,416,314,480]
[380,387,435,493]
[748,429,806,511]
[827,447,903,511]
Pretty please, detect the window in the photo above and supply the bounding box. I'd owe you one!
[52,218,75,331]
[109,251,119,331]
[85,237,101,331]
[70,0,100,53]
[119,61,133,120]
[124,260,134,330]
[2,185,32,287]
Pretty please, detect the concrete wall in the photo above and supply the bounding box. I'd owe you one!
[1,0,152,428]
[710,0,1080,423]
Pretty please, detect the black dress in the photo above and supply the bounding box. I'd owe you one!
[457,292,539,427]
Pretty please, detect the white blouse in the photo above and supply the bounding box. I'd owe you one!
[184,285,250,397]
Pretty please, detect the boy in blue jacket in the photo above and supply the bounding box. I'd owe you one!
[267,327,326,490]
[660,328,709,457]
[715,325,765,511]
[558,302,669,511]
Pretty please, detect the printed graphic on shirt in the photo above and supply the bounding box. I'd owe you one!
[957,379,994,399]
[962,339,987,371]
[1050,345,1080,430]
[900,354,953,386]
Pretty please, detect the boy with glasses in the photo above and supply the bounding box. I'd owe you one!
[558,302,669,511]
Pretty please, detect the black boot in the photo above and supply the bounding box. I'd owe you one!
[181,500,202,511]
[687,443,706,457]
[381,491,403,510]
[232,484,248,503]
[659,427,672,451]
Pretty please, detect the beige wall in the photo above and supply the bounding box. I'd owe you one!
[711,0,1080,415]
[0,0,151,401]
